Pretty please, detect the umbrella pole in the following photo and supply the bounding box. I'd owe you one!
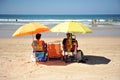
[32,34,34,41]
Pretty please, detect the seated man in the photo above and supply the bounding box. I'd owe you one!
[31,33,47,62]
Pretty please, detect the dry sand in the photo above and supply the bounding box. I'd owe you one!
[0,37,120,80]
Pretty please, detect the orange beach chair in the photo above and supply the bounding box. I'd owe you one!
[47,43,63,60]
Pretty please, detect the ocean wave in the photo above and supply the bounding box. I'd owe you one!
[0,22,24,25]
[0,18,120,26]
[0,18,106,22]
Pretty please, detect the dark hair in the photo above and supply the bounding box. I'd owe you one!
[36,33,41,40]
[66,33,72,36]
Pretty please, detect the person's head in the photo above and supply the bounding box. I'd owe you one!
[36,33,41,40]
[66,33,72,38]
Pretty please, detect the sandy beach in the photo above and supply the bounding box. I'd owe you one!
[1,1,120,80]
[0,36,120,80]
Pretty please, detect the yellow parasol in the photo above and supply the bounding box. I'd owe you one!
[12,22,50,38]
[50,21,92,34]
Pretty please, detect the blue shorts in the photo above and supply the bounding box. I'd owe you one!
[35,52,46,62]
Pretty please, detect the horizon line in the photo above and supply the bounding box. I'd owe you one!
[0,13,120,15]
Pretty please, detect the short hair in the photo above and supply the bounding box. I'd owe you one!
[36,33,41,40]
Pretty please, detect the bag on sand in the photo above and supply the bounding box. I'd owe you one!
[76,50,84,61]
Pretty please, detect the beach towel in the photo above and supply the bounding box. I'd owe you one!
[33,40,44,51]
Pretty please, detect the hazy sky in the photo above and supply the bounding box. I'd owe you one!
[0,0,120,14]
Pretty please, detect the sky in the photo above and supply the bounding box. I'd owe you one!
[0,0,120,15]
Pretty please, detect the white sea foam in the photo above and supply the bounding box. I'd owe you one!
[0,18,120,26]
[0,18,95,22]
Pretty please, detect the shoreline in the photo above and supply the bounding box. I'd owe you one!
[0,25,120,38]
[0,21,120,38]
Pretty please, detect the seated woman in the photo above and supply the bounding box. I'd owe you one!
[62,33,78,52]
[31,33,47,62]
[62,33,86,63]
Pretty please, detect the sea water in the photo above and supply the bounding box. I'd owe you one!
[0,14,120,38]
